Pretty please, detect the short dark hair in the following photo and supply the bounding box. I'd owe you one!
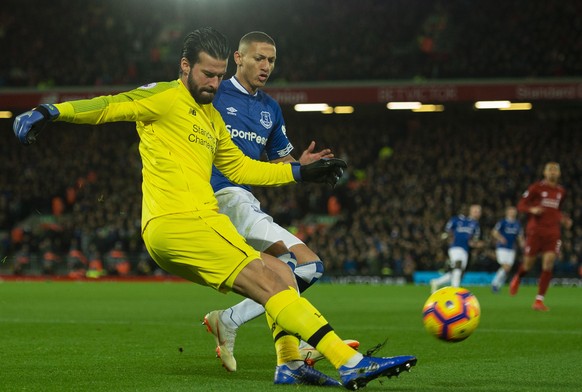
[239,31,275,50]
[181,27,230,67]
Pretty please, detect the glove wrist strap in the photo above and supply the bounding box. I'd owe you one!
[36,104,59,120]
[291,162,302,182]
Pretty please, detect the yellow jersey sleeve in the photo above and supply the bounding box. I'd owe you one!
[52,80,296,231]
[55,81,177,124]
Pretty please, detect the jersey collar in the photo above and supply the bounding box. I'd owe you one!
[231,76,259,97]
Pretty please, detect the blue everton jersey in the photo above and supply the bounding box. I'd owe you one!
[493,218,522,249]
[445,215,481,251]
[211,77,293,192]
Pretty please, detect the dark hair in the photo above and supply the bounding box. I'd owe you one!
[239,31,275,49]
[181,27,230,67]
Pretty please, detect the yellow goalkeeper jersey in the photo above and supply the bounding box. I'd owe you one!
[54,79,295,231]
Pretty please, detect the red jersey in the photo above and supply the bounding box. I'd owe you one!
[517,180,565,237]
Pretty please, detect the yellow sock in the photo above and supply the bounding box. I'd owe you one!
[275,335,301,365]
[316,330,359,368]
[266,311,301,365]
[265,288,358,369]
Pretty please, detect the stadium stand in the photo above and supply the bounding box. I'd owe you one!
[1,108,580,278]
[1,0,580,279]
[1,0,581,87]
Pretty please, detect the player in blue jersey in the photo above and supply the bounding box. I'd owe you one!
[203,31,360,376]
[430,204,483,292]
[490,206,524,293]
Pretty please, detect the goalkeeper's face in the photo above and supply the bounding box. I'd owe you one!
[183,52,227,104]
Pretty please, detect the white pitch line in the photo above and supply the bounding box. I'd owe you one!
[0,318,193,327]
[0,318,580,335]
[476,327,582,336]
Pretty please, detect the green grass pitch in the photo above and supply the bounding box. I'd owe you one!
[1,281,580,391]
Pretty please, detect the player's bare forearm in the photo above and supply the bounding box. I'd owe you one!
[490,230,506,244]
[272,155,296,164]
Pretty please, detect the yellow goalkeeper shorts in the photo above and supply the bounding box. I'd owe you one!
[142,210,260,292]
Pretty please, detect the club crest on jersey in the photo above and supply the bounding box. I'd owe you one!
[260,111,273,129]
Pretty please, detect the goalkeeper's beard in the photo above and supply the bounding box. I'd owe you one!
[187,72,216,105]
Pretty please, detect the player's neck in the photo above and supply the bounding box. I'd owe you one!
[233,75,259,95]
[543,179,558,187]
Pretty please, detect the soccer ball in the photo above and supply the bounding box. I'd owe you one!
[422,286,481,342]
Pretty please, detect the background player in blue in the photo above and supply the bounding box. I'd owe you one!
[203,31,359,375]
[490,206,524,293]
[430,204,483,292]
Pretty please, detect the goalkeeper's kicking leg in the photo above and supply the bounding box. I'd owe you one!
[204,239,359,371]
[144,215,416,388]
[231,253,417,389]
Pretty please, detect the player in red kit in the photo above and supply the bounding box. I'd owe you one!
[509,162,573,311]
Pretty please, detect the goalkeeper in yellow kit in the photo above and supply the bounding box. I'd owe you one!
[13,27,416,390]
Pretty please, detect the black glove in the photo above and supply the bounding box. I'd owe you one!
[298,158,347,186]
[13,103,60,145]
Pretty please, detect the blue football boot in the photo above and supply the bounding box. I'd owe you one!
[274,362,342,387]
[338,355,417,390]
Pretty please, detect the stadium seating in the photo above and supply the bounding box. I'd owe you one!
[1,0,580,278]
[1,109,580,278]
[1,0,581,87]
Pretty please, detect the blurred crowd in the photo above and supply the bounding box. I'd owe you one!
[2,0,581,280]
[254,110,582,280]
[1,108,581,280]
[2,0,581,87]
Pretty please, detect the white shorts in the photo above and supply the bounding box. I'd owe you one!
[495,248,516,266]
[448,247,469,270]
[215,187,303,252]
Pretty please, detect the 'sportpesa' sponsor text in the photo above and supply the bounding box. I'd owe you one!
[226,125,267,145]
